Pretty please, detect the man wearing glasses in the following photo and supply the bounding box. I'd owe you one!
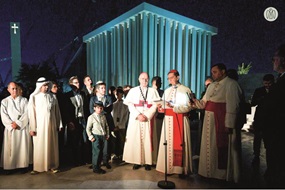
[156,69,193,177]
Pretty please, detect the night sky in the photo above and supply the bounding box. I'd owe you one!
[0,0,284,86]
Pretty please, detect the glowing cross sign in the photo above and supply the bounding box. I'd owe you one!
[11,23,19,34]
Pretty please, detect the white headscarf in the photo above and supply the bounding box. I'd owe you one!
[28,77,51,114]
[29,77,50,98]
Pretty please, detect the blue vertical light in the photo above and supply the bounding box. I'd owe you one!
[176,23,183,74]
[196,30,202,97]
[182,25,189,86]
[142,12,148,73]
[148,13,155,78]
[164,19,171,88]
[170,21,176,70]
[123,23,128,86]
[127,19,133,85]
[206,34,212,77]
[190,29,197,92]
[131,18,137,85]
[158,17,165,81]
[199,31,207,99]
[153,14,158,76]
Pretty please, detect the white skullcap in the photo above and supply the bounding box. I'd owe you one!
[96,81,105,85]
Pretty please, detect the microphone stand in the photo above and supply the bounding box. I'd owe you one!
[158,85,175,189]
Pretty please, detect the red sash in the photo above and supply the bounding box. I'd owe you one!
[165,109,187,166]
[134,100,152,108]
[205,101,228,169]
[134,100,154,151]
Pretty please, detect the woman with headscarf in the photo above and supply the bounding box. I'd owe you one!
[28,77,63,174]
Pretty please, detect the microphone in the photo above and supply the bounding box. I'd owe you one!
[157,85,176,189]
[163,84,171,90]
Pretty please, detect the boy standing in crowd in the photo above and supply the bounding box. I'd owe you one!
[86,101,109,174]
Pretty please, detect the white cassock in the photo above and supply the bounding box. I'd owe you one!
[194,76,242,183]
[28,92,62,172]
[0,96,32,170]
[156,84,193,174]
[123,86,160,165]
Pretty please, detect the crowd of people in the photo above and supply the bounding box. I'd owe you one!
[0,44,284,187]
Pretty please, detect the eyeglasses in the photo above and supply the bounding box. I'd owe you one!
[73,82,79,84]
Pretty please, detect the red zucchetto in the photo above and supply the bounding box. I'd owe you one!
[168,69,179,76]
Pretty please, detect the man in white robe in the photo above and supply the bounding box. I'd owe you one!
[0,82,32,172]
[193,63,242,183]
[156,69,193,176]
[123,72,160,171]
[28,77,63,174]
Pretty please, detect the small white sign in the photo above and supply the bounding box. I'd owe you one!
[264,7,278,22]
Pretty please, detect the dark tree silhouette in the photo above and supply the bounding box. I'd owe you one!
[16,61,58,90]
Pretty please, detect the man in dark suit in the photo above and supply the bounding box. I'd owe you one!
[255,44,285,188]
[80,75,94,165]
[251,74,274,164]
[63,76,86,166]
[81,75,94,120]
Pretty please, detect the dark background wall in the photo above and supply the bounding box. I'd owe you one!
[0,0,284,91]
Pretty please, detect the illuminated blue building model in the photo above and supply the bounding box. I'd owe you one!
[83,2,217,98]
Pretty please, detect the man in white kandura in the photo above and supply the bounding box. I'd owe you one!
[123,72,160,171]
[156,69,193,176]
[193,63,242,183]
[28,77,63,174]
[0,82,32,173]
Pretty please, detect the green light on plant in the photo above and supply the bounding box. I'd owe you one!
[237,62,252,75]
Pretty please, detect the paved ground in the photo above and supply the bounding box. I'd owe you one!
[0,130,268,189]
